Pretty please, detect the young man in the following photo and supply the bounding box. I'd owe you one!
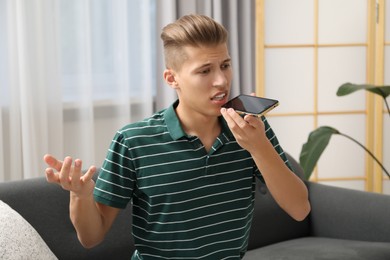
[44,14,310,259]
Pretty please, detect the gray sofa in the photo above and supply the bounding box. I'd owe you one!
[1,154,390,259]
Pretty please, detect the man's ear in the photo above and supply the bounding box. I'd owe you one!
[163,69,178,89]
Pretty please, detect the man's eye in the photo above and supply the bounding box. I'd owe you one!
[222,63,231,69]
[200,69,210,74]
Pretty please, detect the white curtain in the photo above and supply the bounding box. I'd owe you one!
[0,0,155,181]
[0,0,255,181]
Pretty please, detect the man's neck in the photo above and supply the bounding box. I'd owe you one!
[177,110,220,136]
[175,105,221,151]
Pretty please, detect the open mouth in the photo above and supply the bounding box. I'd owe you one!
[211,93,227,101]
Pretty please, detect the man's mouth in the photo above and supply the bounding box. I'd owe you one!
[211,93,227,101]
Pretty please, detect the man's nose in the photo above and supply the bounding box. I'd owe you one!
[213,69,228,87]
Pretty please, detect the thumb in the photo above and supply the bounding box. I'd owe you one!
[81,166,97,183]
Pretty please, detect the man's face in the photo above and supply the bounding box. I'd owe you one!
[172,43,232,119]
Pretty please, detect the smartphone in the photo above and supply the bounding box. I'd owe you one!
[222,94,279,117]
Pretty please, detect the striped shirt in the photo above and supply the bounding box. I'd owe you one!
[94,100,290,259]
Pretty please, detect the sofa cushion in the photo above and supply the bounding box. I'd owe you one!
[0,200,57,260]
[244,237,390,260]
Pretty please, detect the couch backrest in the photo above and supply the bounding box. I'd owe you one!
[0,177,134,259]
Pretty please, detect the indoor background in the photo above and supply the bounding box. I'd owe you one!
[258,0,389,195]
[0,0,388,195]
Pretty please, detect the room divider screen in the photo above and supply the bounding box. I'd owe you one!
[255,0,389,194]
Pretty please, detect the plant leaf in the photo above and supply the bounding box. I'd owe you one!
[337,83,390,99]
[299,126,339,180]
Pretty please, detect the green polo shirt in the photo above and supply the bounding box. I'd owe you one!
[94,100,290,259]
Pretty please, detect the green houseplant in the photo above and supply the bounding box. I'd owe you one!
[299,83,390,181]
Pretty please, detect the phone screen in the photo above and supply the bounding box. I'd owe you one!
[222,94,279,116]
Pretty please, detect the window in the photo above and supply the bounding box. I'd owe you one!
[59,0,157,102]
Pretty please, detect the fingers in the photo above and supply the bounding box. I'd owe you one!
[221,108,251,130]
[44,154,63,184]
[221,107,262,128]
[81,165,97,183]
[71,160,96,184]
[221,107,265,141]
[59,156,72,189]
[43,154,63,172]
[244,114,263,129]
[71,159,82,188]
[44,155,91,185]
[44,154,97,197]
[45,167,59,184]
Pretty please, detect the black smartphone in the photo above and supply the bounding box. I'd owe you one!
[222,94,279,117]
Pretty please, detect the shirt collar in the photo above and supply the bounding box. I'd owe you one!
[164,100,235,142]
[164,100,187,140]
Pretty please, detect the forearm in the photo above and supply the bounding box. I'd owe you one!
[69,193,107,248]
[252,140,310,221]
[219,108,310,220]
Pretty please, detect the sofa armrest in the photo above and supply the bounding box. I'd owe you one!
[307,181,390,242]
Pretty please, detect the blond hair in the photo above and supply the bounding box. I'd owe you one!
[160,14,228,70]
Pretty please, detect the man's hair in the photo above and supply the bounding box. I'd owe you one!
[161,14,228,71]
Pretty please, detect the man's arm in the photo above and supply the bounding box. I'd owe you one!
[44,155,120,248]
[220,107,311,221]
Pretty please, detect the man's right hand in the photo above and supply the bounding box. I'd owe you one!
[43,155,120,248]
[43,155,97,198]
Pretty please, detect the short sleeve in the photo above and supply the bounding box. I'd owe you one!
[94,131,137,208]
